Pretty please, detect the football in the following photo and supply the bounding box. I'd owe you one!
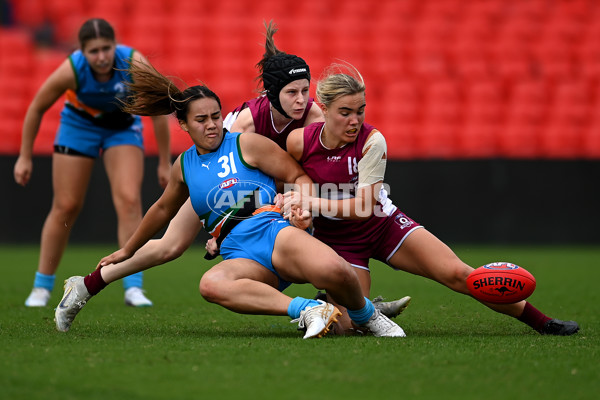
[466,262,536,304]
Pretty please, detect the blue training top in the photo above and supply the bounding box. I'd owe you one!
[62,44,140,130]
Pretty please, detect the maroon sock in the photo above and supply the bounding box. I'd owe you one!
[518,302,551,332]
[83,269,108,296]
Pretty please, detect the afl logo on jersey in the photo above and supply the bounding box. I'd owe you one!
[219,178,239,189]
[207,179,278,220]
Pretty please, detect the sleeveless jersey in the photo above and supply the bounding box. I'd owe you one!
[61,44,140,130]
[230,95,314,150]
[300,122,398,246]
[181,131,278,238]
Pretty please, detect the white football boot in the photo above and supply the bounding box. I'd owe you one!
[291,300,342,339]
[55,276,91,332]
[372,295,411,319]
[361,309,407,337]
[124,287,153,307]
[25,287,51,307]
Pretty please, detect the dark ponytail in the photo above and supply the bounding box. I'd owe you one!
[121,60,221,123]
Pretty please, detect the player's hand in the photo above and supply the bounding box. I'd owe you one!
[205,237,219,257]
[13,156,33,187]
[273,193,284,209]
[157,161,171,189]
[288,207,312,230]
[283,190,310,216]
[96,248,133,269]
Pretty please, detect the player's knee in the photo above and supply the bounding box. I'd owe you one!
[114,192,142,218]
[319,256,356,288]
[199,270,226,304]
[52,198,83,218]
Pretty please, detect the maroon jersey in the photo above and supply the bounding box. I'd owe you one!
[233,95,314,150]
[300,122,400,249]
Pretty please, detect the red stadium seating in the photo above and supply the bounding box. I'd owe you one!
[498,123,542,159]
[2,0,600,159]
[506,80,549,126]
[383,121,419,160]
[490,38,534,83]
[9,0,47,28]
[416,122,460,159]
[534,38,576,82]
[422,80,462,125]
[0,28,34,73]
[381,80,421,123]
[549,80,591,127]
[539,123,583,159]
[463,81,505,124]
[582,120,600,159]
[457,123,500,158]
[577,38,600,80]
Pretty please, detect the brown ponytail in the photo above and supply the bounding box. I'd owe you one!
[121,60,222,123]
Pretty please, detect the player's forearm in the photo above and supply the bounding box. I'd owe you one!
[19,108,44,157]
[152,116,171,163]
[122,205,172,255]
[310,196,374,220]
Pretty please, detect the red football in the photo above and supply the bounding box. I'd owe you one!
[466,262,536,304]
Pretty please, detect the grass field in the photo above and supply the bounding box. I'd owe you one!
[1,244,598,400]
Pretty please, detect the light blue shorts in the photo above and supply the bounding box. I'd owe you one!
[220,211,293,291]
[54,110,144,158]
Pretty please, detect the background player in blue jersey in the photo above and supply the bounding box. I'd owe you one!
[54,60,406,339]
[14,18,171,308]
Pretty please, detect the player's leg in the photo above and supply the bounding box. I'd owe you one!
[320,267,371,335]
[388,228,521,307]
[25,152,95,307]
[102,144,149,305]
[199,258,345,339]
[200,258,289,314]
[103,144,144,248]
[55,200,203,330]
[272,227,365,310]
[271,227,405,337]
[389,227,578,335]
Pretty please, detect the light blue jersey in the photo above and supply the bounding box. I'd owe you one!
[181,131,293,289]
[181,130,278,237]
[54,44,143,157]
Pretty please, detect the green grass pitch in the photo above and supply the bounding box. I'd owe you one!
[1,244,598,400]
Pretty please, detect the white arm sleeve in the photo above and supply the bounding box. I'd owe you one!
[357,130,387,188]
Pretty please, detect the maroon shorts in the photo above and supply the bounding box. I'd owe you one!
[316,209,423,271]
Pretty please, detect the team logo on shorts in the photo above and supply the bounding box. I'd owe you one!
[394,213,414,229]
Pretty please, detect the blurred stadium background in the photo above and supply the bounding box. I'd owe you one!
[1,0,599,244]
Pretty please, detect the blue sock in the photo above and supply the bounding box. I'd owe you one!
[33,271,55,291]
[346,297,375,325]
[123,271,143,290]
[287,297,321,319]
